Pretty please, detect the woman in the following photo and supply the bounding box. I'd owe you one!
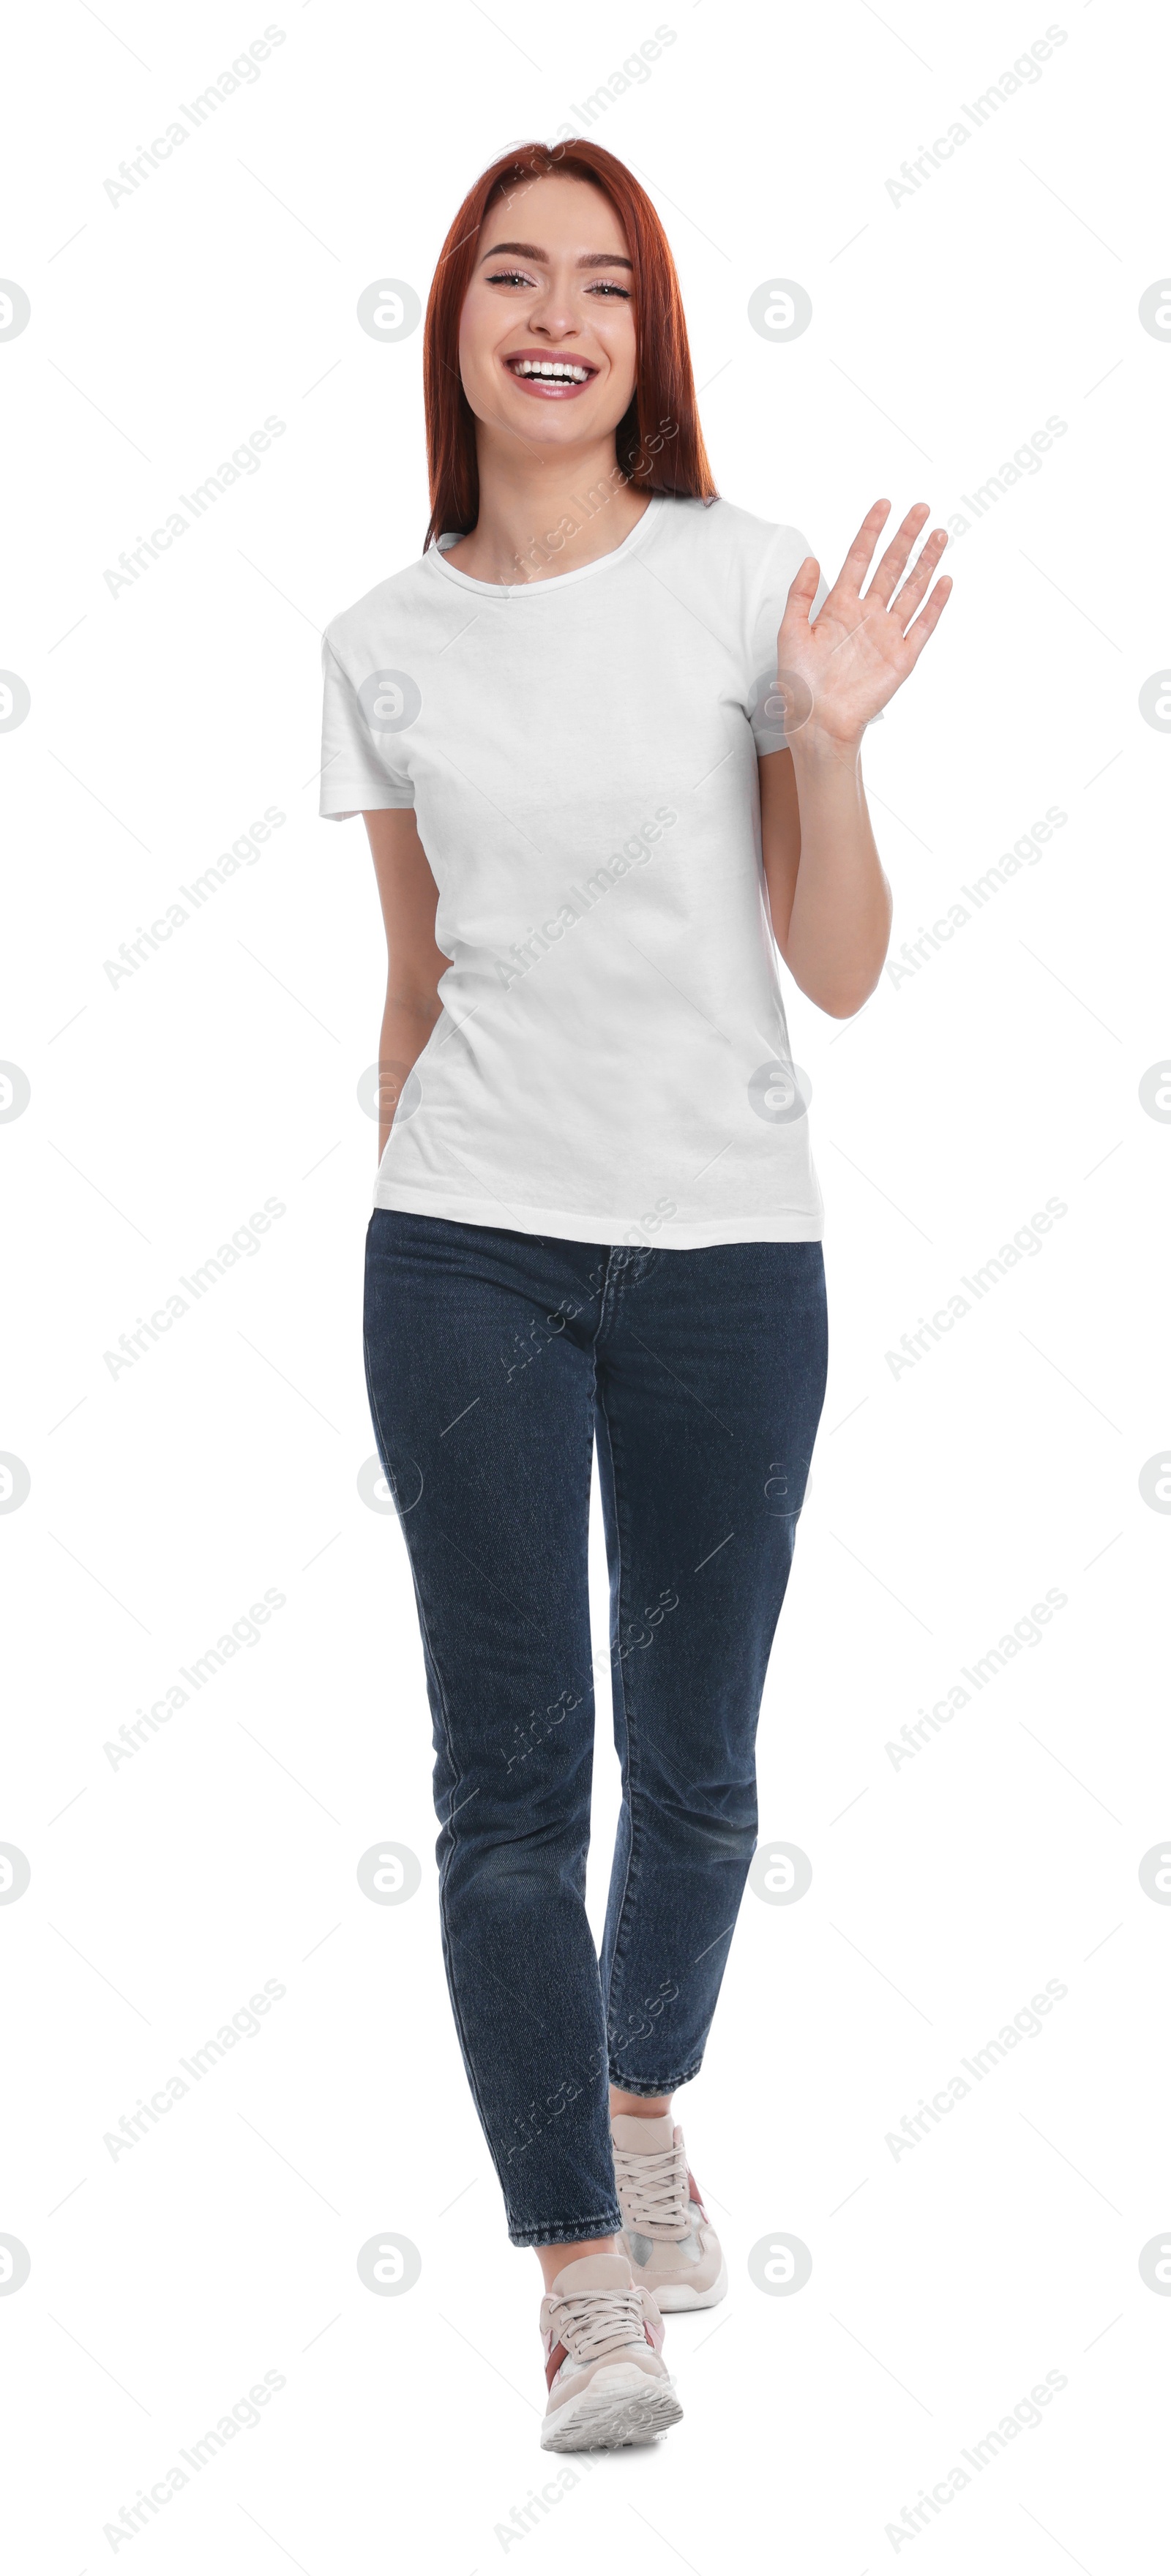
[320,136,949,2452]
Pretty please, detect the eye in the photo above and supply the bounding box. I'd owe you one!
[588,280,632,299]
[485,269,536,288]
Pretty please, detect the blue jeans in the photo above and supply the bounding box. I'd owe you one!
[363,1210,828,2246]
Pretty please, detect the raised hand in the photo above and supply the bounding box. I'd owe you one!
[773,501,951,753]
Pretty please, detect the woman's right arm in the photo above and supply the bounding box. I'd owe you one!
[363,809,451,1158]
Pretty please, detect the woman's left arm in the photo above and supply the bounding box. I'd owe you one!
[759,499,951,1021]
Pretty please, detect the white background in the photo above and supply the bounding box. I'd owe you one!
[3,1,1170,2568]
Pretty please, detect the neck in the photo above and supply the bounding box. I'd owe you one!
[445,429,651,585]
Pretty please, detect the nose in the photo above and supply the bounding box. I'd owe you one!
[526,277,583,341]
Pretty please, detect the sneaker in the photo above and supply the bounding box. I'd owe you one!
[539,2252,682,2451]
[612,2113,728,2313]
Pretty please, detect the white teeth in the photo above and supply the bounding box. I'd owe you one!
[512,359,590,382]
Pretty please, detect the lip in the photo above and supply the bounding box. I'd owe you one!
[501,347,599,400]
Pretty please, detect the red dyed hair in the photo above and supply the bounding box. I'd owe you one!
[422,138,717,547]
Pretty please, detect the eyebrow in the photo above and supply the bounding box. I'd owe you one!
[479,240,634,270]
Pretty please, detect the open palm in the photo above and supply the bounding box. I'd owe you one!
[775,500,951,749]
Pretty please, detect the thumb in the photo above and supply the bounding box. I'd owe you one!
[783,555,821,616]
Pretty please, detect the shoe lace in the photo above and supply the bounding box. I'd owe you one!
[548,2282,647,2365]
[613,2137,692,2238]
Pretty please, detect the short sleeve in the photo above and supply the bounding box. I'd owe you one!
[318,634,416,821]
[747,525,831,756]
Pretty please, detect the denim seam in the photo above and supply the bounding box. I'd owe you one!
[594,1367,645,2065]
[509,2209,625,2250]
[607,2059,704,2095]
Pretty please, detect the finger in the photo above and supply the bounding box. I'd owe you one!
[889,527,949,626]
[779,556,822,626]
[834,499,894,596]
[901,574,953,660]
[865,501,932,608]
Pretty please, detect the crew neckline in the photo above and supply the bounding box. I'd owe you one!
[427,493,666,596]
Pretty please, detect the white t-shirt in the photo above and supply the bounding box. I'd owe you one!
[320,493,829,1248]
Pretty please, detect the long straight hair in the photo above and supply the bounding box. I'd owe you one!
[422,138,717,547]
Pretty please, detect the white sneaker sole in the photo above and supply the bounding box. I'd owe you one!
[541,2362,684,2452]
[635,2255,728,2313]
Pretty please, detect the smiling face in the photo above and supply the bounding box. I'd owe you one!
[457,172,638,452]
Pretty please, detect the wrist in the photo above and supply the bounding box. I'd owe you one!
[788,722,864,772]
